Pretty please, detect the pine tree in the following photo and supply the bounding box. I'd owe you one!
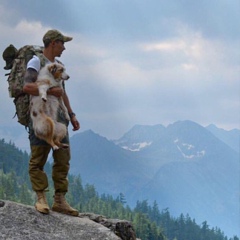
[19,183,32,205]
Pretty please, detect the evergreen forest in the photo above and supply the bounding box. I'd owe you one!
[0,139,239,240]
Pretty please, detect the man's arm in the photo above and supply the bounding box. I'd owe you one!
[23,68,64,97]
[23,68,39,95]
[63,91,80,131]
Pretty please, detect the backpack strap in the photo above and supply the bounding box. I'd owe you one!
[37,53,46,69]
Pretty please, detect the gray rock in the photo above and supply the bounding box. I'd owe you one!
[79,213,137,240]
[0,200,137,240]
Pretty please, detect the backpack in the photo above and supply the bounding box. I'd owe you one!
[2,45,45,127]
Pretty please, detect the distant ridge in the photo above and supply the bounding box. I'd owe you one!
[206,124,239,153]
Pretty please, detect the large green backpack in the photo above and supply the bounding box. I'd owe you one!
[2,45,45,127]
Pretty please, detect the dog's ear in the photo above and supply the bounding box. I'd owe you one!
[48,64,58,75]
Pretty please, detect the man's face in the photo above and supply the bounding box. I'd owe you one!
[53,40,65,57]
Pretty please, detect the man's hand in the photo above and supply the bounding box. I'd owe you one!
[70,116,80,131]
[48,87,64,97]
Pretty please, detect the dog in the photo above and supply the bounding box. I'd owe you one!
[30,63,70,150]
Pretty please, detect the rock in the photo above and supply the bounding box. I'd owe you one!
[0,200,138,240]
[79,213,137,240]
[0,200,5,207]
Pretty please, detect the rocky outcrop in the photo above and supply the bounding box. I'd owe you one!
[0,200,138,240]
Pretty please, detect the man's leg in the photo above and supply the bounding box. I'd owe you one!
[52,147,79,216]
[29,145,51,214]
[52,147,70,192]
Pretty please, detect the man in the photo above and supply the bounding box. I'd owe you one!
[23,29,80,216]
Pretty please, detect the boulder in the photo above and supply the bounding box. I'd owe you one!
[0,200,138,240]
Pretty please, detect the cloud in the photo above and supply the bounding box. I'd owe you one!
[64,20,239,137]
[143,41,185,52]
[0,1,239,139]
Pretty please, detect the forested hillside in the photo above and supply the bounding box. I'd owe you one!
[0,139,238,240]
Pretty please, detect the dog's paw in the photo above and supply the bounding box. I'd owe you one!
[42,97,47,102]
[52,145,59,151]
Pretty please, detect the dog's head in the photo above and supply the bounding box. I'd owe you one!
[47,63,69,81]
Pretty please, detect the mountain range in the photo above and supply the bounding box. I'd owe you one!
[0,120,239,237]
[69,120,239,238]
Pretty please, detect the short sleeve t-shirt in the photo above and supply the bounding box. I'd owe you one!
[27,55,41,72]
[27,55,58,72]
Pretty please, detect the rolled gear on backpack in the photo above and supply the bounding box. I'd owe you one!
[2,44,18,70]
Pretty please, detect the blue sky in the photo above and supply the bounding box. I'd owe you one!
[0,0,239,139]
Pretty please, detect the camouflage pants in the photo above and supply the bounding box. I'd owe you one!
[28,108,70,193]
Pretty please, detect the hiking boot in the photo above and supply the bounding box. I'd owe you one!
[52,192,79,216]
[35,191,50,214]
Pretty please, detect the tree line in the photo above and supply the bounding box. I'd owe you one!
[0,139,238,240]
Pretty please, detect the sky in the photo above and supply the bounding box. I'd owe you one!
[0,0,239,140]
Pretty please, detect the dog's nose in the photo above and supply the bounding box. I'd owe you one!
[62,73,70,80]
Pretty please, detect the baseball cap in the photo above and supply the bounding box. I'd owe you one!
[43,29,73,43]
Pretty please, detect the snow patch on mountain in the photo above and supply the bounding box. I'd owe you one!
[121,142,152,151]
[174,138,205,159]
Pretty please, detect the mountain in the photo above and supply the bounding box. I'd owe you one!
[69,121,239,238]
[70,130,149,197]
[114,124,166,151]
[131,121,239,237]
